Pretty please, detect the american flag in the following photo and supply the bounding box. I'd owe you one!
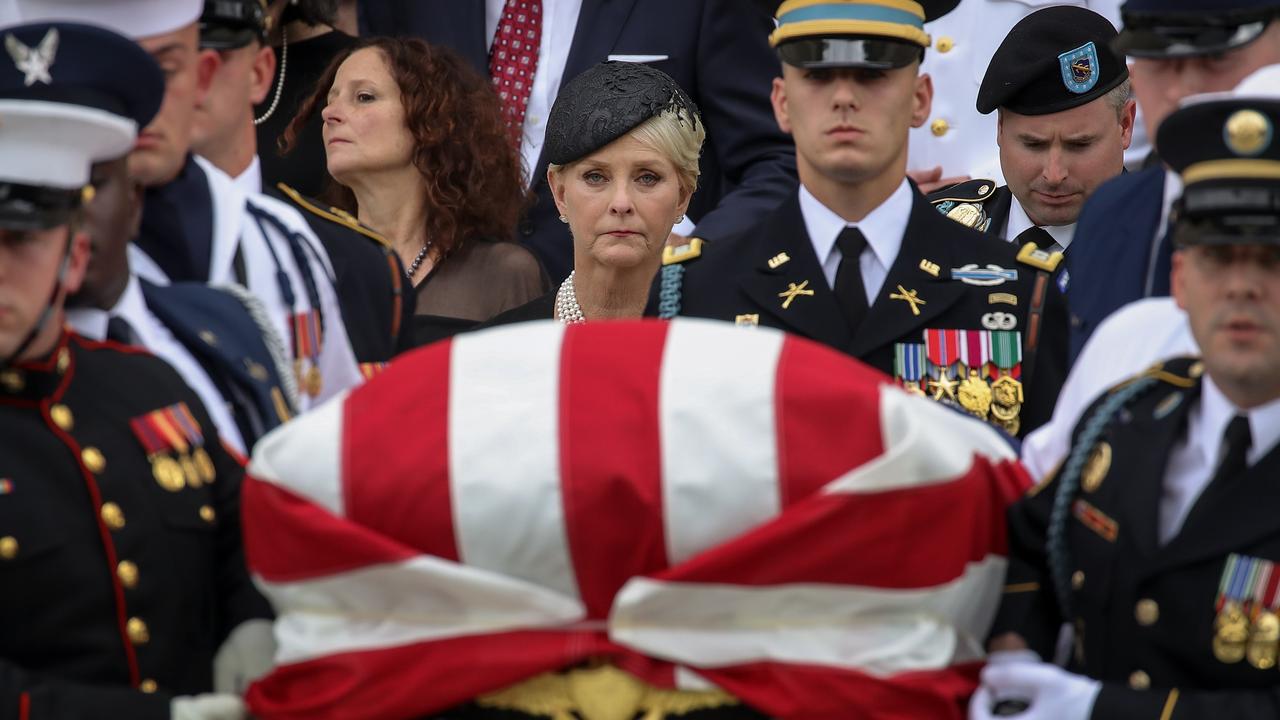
[243,319,1031,719]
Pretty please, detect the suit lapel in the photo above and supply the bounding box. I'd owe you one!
[1107,392,1193,558]
[735,196,852,349]
[849,197,969,357]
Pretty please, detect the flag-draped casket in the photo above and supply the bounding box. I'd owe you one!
[242,319,1031,719]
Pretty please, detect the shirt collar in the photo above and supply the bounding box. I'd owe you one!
[232,155,262,197]
[1199,374,1280,467]
[1006,194,1075,249]
[799,179,913,268]
[64,274,145,341]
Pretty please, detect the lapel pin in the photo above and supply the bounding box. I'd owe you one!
[767,252,790,269]
[777,280,815,309]
[889,285,926,316]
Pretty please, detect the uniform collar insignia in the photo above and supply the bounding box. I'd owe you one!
[5,28,58,87]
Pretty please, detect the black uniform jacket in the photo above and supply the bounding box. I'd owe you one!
[270,184,415,363]
[927,179,1014,239]
[993,357,1280,719]
[0,333,271,720]
[674,188,1069,434]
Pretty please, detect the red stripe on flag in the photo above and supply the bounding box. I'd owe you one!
[243,477,418,582]
[653,455,1027,589]
[775,337,885,507]
[558,322,670,619]
[344,342,459,562]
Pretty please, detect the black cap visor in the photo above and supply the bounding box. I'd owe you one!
[0,184,80,232]
[777,37,924,70]
[1114,12,1274,58]
[1173,183,1280,247]
[200,24,261,50]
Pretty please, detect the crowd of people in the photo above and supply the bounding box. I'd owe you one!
[1,0,1279,718]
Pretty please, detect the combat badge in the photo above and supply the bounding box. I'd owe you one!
[952,264,1018,287]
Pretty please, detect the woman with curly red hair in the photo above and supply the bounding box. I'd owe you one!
[287,37,548,344]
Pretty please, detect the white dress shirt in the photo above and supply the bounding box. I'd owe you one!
[1020,297,1197,481]
[1005,195,1075,250]
[1160,376,1280,543]
[799,179,914,303]
[231,155,262,197]
[67,275,248,455]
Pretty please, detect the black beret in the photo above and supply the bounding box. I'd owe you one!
[200,0,268,50]
[977,6,1127,116]
[544,61,699,167]
[1158,96,1280,246]
[1115,0,1280,58]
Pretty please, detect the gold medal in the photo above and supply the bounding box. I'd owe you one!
[194,447,216,484]
[1214,602,1250,664]
[956,368,992,419]
[180,453,202,489]
[1081,442,1112,493]
[904,382,926,397]
[1247,610,1280,670]
[306,365,323,397]
[152,455,186,492]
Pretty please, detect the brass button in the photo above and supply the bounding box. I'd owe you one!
[1189,361,1204,378]
[0,536,17,560]
[1129,670,1150,690]
[50,404,74,431]
[139,679,158,694]
[0,370,23,393]
[936,36,955,53]
[127,617,150,645]
[199,330,218,346]
[81,446,106,473]
[1071,570,1085,590]
[1136,598,1160,626]
[56,348,70,374]
[118,560,139,589]
[100,502,125,530]
[930,118,950,137]
[199,505,216,523]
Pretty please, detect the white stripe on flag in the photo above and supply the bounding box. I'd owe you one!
[823,386,1016,496]
[449,321,581,600]
[610,555,1005,675]
[659,321,784,565]
[248,389,349,516]
[259,555,586,666]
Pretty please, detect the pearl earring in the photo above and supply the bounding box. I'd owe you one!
[559,214,569,223]
[676,214,685,223]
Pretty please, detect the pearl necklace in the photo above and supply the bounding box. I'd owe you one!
[554,270,585,324]
[407,240,434,278]
[254,26,288,126]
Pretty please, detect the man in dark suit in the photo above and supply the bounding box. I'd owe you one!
[1066,0,1280,362]
[360,0,798,282]
[973,91,1280,720]
[670,0,1069,437]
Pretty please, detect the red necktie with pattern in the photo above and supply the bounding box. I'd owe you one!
[489,0,542,147]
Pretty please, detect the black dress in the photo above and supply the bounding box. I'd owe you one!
[409,240,550,346]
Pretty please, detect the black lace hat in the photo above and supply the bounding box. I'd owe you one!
[544,61,699,166]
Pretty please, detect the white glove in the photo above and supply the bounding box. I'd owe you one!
[970,660,1100,720]
[171,693,247,720]
[214,619,277,694]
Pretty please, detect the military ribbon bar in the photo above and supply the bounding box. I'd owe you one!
[924,328,961,369]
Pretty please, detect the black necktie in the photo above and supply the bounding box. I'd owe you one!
[834,227,869,334]
[1213,414,1253,486]
[106,315,138,346]
[1014,225,1058,252]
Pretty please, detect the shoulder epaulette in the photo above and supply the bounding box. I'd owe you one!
[662,236,704,266]
[1016,242,1064,273]
[275,182,391,249]
[1139,356,1203,389]
[926,178,999,206]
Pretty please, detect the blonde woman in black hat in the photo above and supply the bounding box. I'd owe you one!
[487,61,706,326]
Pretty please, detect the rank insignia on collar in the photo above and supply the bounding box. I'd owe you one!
[777,280,815,309]
[1059,41,1099,95]
[767,252,790,269]
[662,237,704,266]
[5,29,58,87]
[919,259,941,277]
[734,314,760,327]
[1016,243,1064,273]
[889,285,926,315]
[952,264,1017,286]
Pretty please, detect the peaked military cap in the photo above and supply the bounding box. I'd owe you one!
[5,0,203,40]
[1115,0,1280,58]
[977,6,1128,116]
[200,0,269,50]
[0,22,163,229]
[770,0,960,70]
[1159,93,1280,246]
[544,61,699,166]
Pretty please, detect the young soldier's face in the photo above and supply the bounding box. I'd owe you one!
[772,62,930,187]
[0,225,89,360]
[1174,243,1280,404]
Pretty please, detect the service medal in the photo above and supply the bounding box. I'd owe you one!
[194,447,216,484]
[306,365,323,397]
[957,368,992,419]
[152,455,186,492]
[1215,602,1250,664]
[180,453,202,489]
[990,375,1023,435]
[1247,610,1279,670]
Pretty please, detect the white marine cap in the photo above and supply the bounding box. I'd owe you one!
[4,0,202,39]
